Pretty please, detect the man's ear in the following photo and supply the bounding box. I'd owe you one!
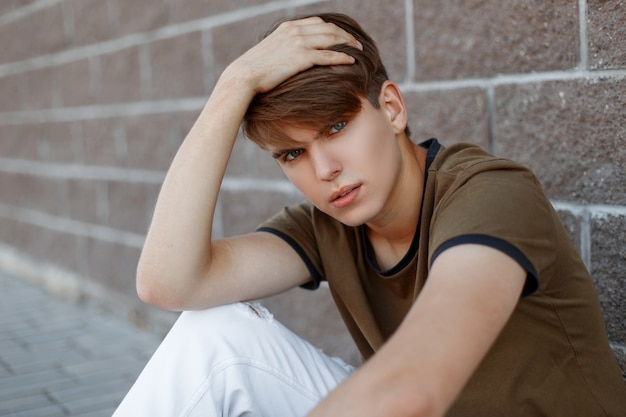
[379,81,408,135]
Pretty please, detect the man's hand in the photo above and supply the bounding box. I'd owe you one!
[223,16,362,95]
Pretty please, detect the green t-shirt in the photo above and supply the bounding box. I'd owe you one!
[258,139,626,416]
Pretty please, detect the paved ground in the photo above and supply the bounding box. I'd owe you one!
[0,271,163,417]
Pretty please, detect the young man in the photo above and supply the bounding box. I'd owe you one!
[114,13,626,417]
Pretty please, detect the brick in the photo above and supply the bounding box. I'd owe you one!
[0,173,64,214]
[219,188,303,237]
[493,77,626,204]
[116,0,168,35]
[124,113,179,171]
[590,213,626,346]
[85,237,141,294]
[588,0,626,70]
[295,0,408,82]
[64,178,105,224]
[47,232,89,275]
[403,88,490,149]
[57,58,98,107]
[0,4,66,64]
[0,123,40,159]
[99,47,142,104]
[211,12,286,81]
[168,0,272,23]
[411,0,579,81]
[105,180,158,234]
[70,0,114,46]
[0,73,21,112]
[80,118,124,165]
[225,133,285,180]
[177,109,202,144]
[0,1,23,15]
[18,67,58,110]
[4,221,87,275]
[148,32,205,100]
[37,121,82,162]
[0,172,20,207]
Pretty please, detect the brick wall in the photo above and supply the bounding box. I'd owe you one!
[0,0,624,369]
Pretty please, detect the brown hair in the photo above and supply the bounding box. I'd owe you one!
[243,13,408,150]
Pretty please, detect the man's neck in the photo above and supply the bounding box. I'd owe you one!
[365,141,428,270]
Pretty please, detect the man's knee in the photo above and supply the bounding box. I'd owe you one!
[174,303,279,351]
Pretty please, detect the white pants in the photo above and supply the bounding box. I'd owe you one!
[112,302,355,417]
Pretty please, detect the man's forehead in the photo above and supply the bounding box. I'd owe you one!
[276,124,324,144]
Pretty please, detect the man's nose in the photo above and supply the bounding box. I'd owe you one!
[309,144,341,181]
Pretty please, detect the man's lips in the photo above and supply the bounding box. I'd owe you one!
[330,184,361,208]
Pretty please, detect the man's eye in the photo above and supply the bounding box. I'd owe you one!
[329,121,347,135]
[284,148,304,161]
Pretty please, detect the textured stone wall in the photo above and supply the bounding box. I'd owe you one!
[0,0,624,369]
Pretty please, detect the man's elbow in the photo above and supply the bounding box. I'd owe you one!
[388,374,445,417]
[395,392,440,417]
[136,262,185,311]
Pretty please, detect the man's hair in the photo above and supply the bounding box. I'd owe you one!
[243,13,408,149]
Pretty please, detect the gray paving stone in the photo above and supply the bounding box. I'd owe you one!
[0,393,57,415]
[61,390,127,416]
[4,350,87,376]
[0,271,162,416]
[0,368,72,392]
[70,408,117,417]
[8,403,67,417]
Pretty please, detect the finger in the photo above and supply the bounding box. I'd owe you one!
[278,18,362,50]
[309,49,356,66]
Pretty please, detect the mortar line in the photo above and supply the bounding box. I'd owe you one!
[552,201,626,217]
[580,207,592,269]
[0,203,145,248]
[486,85,496,154]
[398,68,626,92]
[138,45,152,101]
[578,0,589,70]
[0,156,297,194]
[3,67,626,126]
[0,0,61,27]
[0,97,207,125]
[60,0,75,48]
[404,0,415,83]
[0,157,165,183]
[0,0,325,78]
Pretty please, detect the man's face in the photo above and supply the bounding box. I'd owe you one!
[269,99,404,227]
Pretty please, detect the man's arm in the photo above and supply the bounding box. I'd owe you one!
[136,18,362,311]
[307,244,527,417]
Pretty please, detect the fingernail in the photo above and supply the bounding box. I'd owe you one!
[356,40,363,50]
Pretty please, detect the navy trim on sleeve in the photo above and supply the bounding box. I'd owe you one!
[431,234,539,297]
[420,138,442,163]
[256,227,324,290]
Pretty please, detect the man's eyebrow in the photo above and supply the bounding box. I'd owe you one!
[270,150,286,159]
[268,129,325,159]
[270,144,301,159]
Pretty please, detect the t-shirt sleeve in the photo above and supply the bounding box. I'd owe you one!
[428,163,558,297]
[256,201,325,289]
